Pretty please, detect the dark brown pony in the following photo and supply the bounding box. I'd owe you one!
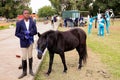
[37,28,87,75]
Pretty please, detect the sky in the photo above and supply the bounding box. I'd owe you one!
[30,0,51,13]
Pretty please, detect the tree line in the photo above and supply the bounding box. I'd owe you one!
[1,0,120,18]
[49,0,120,16]
[0,0,31,19]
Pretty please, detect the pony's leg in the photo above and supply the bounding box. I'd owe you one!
[76,47,84,69]
[79,55,86,69]
[46,53,54,75]
[59,53,67,73]
[78,54,83,69]
[76,44,87,69]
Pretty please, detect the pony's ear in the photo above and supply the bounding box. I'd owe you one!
[37,32,41,37]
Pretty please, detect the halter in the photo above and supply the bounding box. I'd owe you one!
[37,39,48,54]
[36,48,43,54]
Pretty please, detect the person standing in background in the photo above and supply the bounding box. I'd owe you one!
[88,15,93,34]
[33,16,36,24]
[98,14,106,36]
[105,9,110,35]
[15,9,37,79]
[88,15,97,35]
[97,13,101,35]
[110,9,115,25]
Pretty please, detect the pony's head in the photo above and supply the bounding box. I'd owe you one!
[37,32,47,59]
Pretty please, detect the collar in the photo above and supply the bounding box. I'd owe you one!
[24,19,30,22]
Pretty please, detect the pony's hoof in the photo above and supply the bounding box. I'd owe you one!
[63,70,67,73]
[78,67,81,69]
[44,73,49,77]
[78,66,82,69]
[18,65,22,69]
[46,72,50,76]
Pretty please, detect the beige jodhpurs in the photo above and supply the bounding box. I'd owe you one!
[21,44,33,60]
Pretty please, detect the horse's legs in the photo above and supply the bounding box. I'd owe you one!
[78,56,83,69]
[76,47,83,69]
[59,53,67,73]
[78,51,83,69]
[46,53,54,75]
[76,44,87,69]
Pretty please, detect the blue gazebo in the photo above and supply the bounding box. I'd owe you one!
[62,10,80,19]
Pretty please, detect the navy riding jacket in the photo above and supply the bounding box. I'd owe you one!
[15,18,37,48]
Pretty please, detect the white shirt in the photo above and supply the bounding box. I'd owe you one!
[24,19,30,30]
[51,16,54,20]
[97,13,101,20]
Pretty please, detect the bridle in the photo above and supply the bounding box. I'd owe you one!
[36,48,43,54]
[36,40,48,55]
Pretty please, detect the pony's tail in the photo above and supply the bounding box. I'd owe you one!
[82,43,87,64]
[81,33,87,64]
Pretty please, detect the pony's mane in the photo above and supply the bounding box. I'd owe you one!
[41,30,55,37]
[41,28,82,38]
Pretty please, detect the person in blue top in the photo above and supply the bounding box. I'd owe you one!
[98,14,107,36]
[64,18,67,27]
[79,15,84,27]
[88,15,97,35]
[97,13,102,35]
[105,9,110,34]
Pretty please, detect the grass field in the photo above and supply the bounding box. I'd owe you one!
[0,22,15,30]
[35,20,120,80]
[87,20,120,79]
[0,25,9,30]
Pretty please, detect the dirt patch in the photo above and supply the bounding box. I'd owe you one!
[40,48,113,80]
[110,26,120,31]
[63,48,112,80]
[79,48,112,80]
[0,22,14,26]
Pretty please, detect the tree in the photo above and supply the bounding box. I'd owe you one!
[38,6,56,17]
[0,0,31,19]
[49,0,120,16]
[49,0,90,12]
[92,0,120,15]
[49,0,61,14]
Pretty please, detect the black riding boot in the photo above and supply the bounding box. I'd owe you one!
[29,57,34,76]
[18,60,27,79]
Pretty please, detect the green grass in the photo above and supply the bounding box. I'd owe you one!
[34,51,49,80]
[0,23,15,30]
[86,21,120,79]
[0,25,9,30]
